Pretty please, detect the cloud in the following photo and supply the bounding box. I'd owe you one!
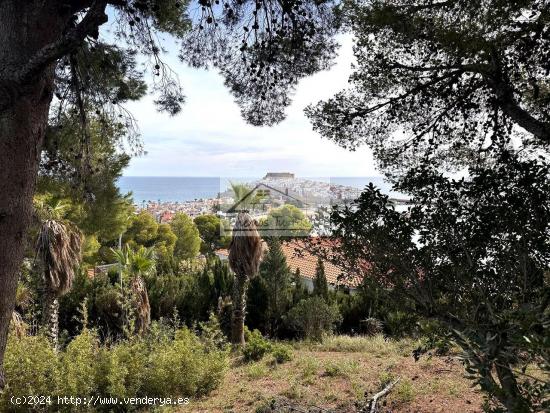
[124,34,381,178]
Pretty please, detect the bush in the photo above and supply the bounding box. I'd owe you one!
[144,328,228,397]
[59,329,99,398]
[242,329,272,362]
[0,334,58,412]
[271,343,293,364]
[359,317,384,336]
[96,340,148,401]
[1,326,228,412]
[383,311,418,338]
[286,296,342,341]
[417,319,451,355]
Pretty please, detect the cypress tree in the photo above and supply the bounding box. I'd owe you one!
[313,257,329,300]
[259,237,292,336]
[292,268,309,305]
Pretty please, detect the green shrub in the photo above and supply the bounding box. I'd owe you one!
[242,329,272,362]
[199,312,228,351]
[384,311,418,338]
[1,326,228,412]
[394,379,415,403]
[96,340,148,401]
[59,329,99,398]
[418,319,451,355]
[144,328,228,397]
[271,343,293,364]
[297,356,320,381]
[0,334,59,412]
[245,363,269,379]
[359,317,384,336]
[286,296,342,341]
[378,371,396,387]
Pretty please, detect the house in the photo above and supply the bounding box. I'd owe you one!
[215,238,361,292]
[86,263,119,279]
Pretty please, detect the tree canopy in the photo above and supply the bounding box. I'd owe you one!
[259,204,312,238]
[306,0,550,176]
[315,155,550,411]
[170,212,201,260]
[194,214,231,254]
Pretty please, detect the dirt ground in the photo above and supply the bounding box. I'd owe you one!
[178,336,484,413]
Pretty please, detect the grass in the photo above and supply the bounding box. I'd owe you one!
[299,334,420,357]
[245,362,269,379]
[178,335,484,413]
[393,379,416,403]
[323,359,359,378]
[296,356,320,384]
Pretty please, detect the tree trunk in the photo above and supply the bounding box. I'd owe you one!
[42,291,60,350]
[231,275,249,346]
[130,276,151,336]
[494,361,531,413]
[0,93,52,386]
[0,1,67,388]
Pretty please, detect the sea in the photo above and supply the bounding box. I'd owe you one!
[117,176,397,205]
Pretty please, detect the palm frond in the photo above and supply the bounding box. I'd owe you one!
[10,311,26,338]
[36,219,82,296]
[33,196,70,222]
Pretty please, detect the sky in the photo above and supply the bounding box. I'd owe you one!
[122,34,382,178]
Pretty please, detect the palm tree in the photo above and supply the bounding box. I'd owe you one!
[111,245,155,336]
[35,198,82,349]
[229,182,267,212]
[228,212,263,345]
[230,182,253,211]
[10,283,32,338]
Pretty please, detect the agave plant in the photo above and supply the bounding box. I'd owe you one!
[35,198,82,349]
[111,245,155,336]
[228,212,263,345]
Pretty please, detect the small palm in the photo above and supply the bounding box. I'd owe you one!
[34,196,82,348]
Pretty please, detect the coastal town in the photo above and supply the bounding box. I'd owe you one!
[138,172,366,225]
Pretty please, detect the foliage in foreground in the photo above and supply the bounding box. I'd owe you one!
[1,325,228,412]
[320,155,550,412]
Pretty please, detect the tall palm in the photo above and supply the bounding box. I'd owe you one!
[230,182,253,211]
[35,198,82,349]
[111,245,155,336]
[228,212,263,345]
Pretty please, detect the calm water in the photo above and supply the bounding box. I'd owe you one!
[117,176,395,204]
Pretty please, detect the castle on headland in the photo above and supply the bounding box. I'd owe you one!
[263,172,295,179]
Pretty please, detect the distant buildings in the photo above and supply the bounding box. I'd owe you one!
[264,172,295,179]
[140,198,227,222]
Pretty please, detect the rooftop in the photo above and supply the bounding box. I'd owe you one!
[216,238,362,288]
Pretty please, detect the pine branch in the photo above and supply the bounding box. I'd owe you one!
[0,0,108,113]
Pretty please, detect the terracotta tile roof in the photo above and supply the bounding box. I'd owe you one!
[216,238,361,288]
[281,240,361,288]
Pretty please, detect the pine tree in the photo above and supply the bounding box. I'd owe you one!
[313,258,329,301]
[259,237,292,336]
[195,268,215,321]
[212,259,233,301]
